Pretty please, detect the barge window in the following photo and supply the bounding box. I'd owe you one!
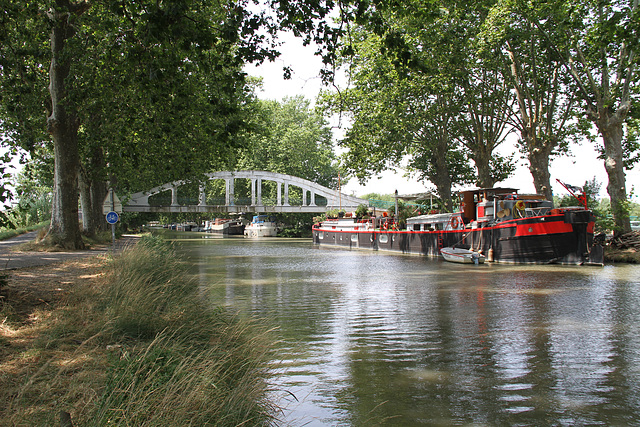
[413,224,421,231]
[351,234,358,242]
[379,235,389,243]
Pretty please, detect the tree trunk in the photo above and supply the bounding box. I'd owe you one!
[79,170,109,237]
[432,146,453,211]
[44,9,84,249]
[527,142,553,200]
[79,173,90,233]
[596,114,631,236]
[474,146,495,189]
[79,144,109,236]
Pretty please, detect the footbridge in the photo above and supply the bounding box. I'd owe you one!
[124,170,368,213]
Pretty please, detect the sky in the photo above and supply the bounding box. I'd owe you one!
[245,33,640,201]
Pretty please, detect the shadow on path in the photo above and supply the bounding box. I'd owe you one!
[0,231,139,270]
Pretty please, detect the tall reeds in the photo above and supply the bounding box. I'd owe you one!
[88,236,278,426]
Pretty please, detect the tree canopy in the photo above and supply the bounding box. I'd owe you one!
[490,0,639,234]
[0,0,345,247]
[320,1,516,208]
[233,95,341,187]
[322,0,638,234]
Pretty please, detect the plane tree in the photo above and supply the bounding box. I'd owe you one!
[74,19,253,235]
[319,31,476,209]
[233,95,341,190]
[1,0,257,246]
[479,6,582,200]
[509,0,639,234]
[404,94,477,211]
[456,62,516,188]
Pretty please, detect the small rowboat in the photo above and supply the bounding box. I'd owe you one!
[440,247,486,264]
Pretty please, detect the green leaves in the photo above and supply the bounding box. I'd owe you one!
[234,96,340,188]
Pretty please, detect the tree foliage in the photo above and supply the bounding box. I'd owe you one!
[324,0,637,234]
[234,96,340,188]
[480,4,582,200]
[2,0,638,245]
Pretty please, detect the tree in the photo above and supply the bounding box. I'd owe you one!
[11,160,53,227]
[321,46,476,209]
[74,8,254,235]
[513,0,639,235]
[426,2,516,188]
[321,2,513,205]
[407,94,476,210]
[504,38,577,200]
[0,147,17,228]
[456,64,516,188]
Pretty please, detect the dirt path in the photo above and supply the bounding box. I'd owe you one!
[0,233,140,322]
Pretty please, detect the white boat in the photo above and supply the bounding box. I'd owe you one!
[440,247,486,264]
[244,215,279,237]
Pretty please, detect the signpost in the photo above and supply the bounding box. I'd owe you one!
[103,189,122,249]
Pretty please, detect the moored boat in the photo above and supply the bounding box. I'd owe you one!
[440,247,485,264]
[204,218,245,235]
[312,187,604,265]
[244,215,279,237]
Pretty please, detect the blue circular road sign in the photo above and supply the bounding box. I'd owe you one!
[106,211,119,224]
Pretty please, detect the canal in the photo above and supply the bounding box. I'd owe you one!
[167,232,640,426]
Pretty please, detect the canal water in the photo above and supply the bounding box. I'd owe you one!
[168,232,640,426]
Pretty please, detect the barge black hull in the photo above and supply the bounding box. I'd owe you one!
[313,213,603,265]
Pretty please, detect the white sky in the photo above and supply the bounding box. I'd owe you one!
[245,34,640,201]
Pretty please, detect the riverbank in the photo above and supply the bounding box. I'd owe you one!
[604,231,640,263]
[0,236,277,426]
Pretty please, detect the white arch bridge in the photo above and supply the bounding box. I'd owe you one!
[124,170,368,213]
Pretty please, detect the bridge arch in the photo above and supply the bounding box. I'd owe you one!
[124,170,368,213]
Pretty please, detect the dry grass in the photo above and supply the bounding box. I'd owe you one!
[1,257,108,425]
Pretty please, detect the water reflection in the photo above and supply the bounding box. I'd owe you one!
[172,234,640,425]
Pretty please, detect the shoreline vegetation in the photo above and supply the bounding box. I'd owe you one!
[0,235,278,426]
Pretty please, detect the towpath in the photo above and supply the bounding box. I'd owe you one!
[0,231,139,270]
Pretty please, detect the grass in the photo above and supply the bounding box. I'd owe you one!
[0,235,278,426]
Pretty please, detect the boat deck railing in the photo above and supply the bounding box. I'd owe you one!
[525,207,551,217]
